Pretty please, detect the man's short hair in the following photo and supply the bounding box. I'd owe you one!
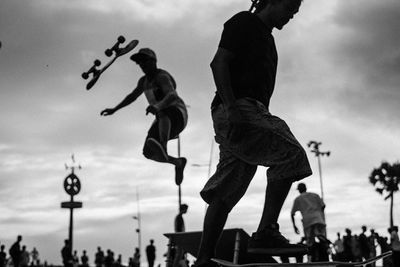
[297,182,307,192]
[180,203,188,212]
[252,0,303,13]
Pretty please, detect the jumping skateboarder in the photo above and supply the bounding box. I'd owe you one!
[196,0,312,266]
[101,48,188,185]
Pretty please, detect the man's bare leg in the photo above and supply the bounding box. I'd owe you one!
[257,179,292,231]
[248,179,307,255]
[196,198,230,266]
[147,114,187,185]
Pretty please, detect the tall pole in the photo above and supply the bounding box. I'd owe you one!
[61,154,83,257]
[69,195,74,254]
[317,154,324,201]
[133,187,142,258]
[178,136,182,208]
[307,141,330,201]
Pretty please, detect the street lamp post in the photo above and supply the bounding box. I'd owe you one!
[132,188,141,259]
[307,141,330,201]
[61,154,83,257]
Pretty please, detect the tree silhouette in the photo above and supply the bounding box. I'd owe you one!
[369,161,400,228]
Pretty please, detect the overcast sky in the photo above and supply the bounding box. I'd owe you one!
[1,0,400,265]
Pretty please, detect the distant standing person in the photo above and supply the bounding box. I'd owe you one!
[174,204,188,233]
[9,235,22,267]
[389,226,400,267]
[359,226,370,261]
[0,245,7,267]
[368,229,377,267]
[343,228,354,262]
[95,247,105,267]
[333,232,344,261]
[196,0,312,265]
[173,204,188,267]
[100,48,188,186]
[61,240,72,267]
[20,246,30,267]
[133,248,140,267]
[81,250,89,267]
[146,240,156,267]
[31,247,39,266]
[291,183,327,261]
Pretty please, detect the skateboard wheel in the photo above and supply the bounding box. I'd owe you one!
[105,49,113,57]
[94,59,101,66]
[118,36,125,43]
[81,72,89,79]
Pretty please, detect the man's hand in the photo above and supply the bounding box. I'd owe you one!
[100,108,116,116]
[146,105,159,115]
[226,106,246,143]
[294,225,300,235]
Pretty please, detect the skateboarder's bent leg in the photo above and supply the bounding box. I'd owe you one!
[143,112,182,165]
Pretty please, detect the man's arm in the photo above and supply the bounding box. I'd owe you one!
[146,74,179,115]
[210,47,244,141]
[291,212,300,234]
[291,200,300,234]
[101,84,144,116]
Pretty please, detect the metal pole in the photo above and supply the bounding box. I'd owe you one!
[317,154,324,201]
[136,188,142,258]
[178,136,182,208]
[69,195,74,256]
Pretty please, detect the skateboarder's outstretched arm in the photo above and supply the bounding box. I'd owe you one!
[101,82,144,116]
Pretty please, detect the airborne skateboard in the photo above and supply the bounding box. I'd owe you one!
[82,36,139,90]
[212,251,392,267]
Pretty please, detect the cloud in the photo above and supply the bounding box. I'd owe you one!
[325,0,400,124]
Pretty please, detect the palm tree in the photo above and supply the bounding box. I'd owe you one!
[369,161,400,228]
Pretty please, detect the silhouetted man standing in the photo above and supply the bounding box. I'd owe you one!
[95,247,104,267]
[9,235,22,267]
[146,240,156,267]
[61,240,72,267]
[196,1,312,266]
[291,183,327,261]
[359,226,370,261]
[0,245,7,267]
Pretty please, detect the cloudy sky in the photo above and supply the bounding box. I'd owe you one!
[1,0,400,265]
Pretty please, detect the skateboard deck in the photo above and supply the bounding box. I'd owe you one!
[82,36,139,90]
[212,251,392,267]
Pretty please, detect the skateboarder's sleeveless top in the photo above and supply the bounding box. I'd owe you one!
[141,69,188,124]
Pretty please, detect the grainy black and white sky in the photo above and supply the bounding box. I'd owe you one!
[1,0,400,265]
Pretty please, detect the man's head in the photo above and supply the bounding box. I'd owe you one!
[180,203,188,214]
[362,225,367,232]
[17,235,22,242]
[150,239,154,244]
[253,0,302,30]
[297,183,307,193]
[130,48,157,75]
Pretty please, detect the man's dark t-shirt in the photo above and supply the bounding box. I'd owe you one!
[211,11,278,109]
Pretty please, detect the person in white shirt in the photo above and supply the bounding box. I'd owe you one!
[291,183,326,261]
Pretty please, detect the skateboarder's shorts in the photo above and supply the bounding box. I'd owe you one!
[200,97,312,211]
[304,223,326,246]
[146,105,188,141]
